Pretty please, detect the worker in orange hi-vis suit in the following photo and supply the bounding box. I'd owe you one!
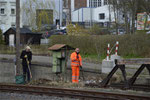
[70,48,82,83]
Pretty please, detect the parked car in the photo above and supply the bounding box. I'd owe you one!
[146,31,150,34]
[60,26,66,30]
[43,29,66,38]
[111,29,126,35]
[40,24,56,31]
[52,29,67,35]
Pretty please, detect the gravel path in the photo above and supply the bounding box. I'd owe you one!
[0,92,78,100]
[0,54,147,74]
[0,54,101,70]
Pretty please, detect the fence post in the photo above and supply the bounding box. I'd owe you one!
[115,41,119,55]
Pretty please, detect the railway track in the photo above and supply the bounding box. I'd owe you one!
[0,84,150,100]
[85,83,150,92]
[110,83,150,92]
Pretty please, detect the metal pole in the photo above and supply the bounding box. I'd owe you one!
[16,0,21,75]
[108,1,111,29]
[90,0,92,28]
[59,0,61,29]
[78,3,80,24]
[78,8,79,23]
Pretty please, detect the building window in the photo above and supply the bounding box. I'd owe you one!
[11,8,15,15]
[0,8,5,14]
[89,0,92,7]
[104,0,108,5]
[94,0,97,7]
[98,0,101,7]
[89,0,102,7]
[99,13,105,20]
[11,23,15,27]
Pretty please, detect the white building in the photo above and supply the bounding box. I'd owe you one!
[22,0,63,30]
[71,0,124,26]
[0,0,63,33]
[0,0,23,33]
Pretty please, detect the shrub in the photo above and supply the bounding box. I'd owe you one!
[66,24,89,36]
[89,24,102,35]
[50,34,150,58]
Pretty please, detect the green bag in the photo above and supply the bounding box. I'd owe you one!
[15,75,25,84]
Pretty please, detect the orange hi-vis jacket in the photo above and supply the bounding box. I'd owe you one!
[70,52,82,67]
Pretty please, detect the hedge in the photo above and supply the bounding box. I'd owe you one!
[50,34,150,58]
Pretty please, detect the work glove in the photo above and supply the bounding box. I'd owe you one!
[27,61,29,65]
[24,55,27,58]
[80,66,82,69]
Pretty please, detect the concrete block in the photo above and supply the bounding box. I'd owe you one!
[110,54,122,61]
[102,60,115,74]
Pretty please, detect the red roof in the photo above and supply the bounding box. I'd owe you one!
[48,44,74,51]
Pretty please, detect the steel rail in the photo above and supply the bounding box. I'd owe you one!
[0,84,150,100]
[86,83,150,92]
[110,83,150,92]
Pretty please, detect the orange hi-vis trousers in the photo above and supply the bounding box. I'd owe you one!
[71,66,79,83]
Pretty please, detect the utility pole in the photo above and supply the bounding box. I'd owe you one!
[59,0,61,29]
[16,0,21,75]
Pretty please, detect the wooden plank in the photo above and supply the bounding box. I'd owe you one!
[117,59,150,64]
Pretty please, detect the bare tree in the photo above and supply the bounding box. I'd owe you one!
[109,0,120,35]
[120,0,130,34]
[140,0,150,30]
[112,0,138,34]
[108,0,149,34]
[127,0,138,34]
[108,0,112,29]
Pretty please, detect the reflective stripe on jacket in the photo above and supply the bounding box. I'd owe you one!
[70,52,82,66]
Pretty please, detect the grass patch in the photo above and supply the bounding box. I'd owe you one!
[0,45,52,56]
[50,34,150,58]
[82,54,106,63]
[122,54,143,59]
[1,34,150,62]
[136,30,147,34]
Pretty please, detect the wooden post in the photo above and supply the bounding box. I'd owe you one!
[16,0,21,75]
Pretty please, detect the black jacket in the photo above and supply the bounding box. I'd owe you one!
[20,50,32,66]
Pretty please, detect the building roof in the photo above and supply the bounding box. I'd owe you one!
[48,44,74,51]
[3,27,42,35]
[11,27,32,34]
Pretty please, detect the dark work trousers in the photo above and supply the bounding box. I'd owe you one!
[23,64,31,82]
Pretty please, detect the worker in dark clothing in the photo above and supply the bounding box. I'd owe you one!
[20,46,32,83]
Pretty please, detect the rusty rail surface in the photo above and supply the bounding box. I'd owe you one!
[117,59,150,64]
[85,82,150,92]
[0,84,150,100]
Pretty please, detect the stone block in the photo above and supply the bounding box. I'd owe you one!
[102,60,115,74]
[110,54,122,61]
